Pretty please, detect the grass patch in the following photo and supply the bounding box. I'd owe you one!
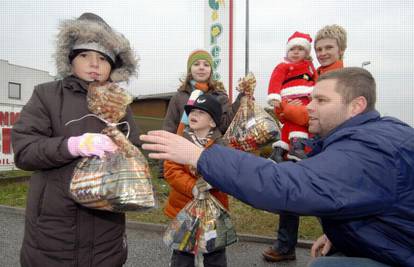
[0,170,32,178]
[0,165,323,240]
[230,198,323,240]
[0,182,28,207]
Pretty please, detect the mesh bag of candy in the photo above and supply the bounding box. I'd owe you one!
[69,82,156,212]
[163,192,237,254]
[224,73,280,151]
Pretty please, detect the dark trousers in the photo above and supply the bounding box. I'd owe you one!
[272,213,299,253]
[170,249,227,267]
[158,159,164,179]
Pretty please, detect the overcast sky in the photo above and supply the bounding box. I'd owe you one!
[1,0,413,126]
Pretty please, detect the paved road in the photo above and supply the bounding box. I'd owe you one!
[0,207,311,267]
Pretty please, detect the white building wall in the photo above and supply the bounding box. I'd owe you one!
[0,59,54,171]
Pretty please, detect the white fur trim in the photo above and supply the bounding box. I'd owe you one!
[281,86,313,98]
[289,131,309,139]
[272,140,289,150]
[55,16,138,82]
[267,93,281,105]
[286,37,311,52]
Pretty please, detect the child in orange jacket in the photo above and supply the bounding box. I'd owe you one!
[164,94,228,267]
[267,31,317,162]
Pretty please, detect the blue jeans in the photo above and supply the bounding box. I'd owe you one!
[272,212,299,253]
[308,256,391,267]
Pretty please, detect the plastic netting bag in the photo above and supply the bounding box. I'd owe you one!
[224,73,280,151]
[69,82,155,212]
[163,192,237,254]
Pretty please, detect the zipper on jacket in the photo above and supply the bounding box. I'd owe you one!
[36,182,47,218]
[89,210,95,267]
[74,207,80,267]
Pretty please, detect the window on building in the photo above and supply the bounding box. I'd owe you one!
[8,82,21,99]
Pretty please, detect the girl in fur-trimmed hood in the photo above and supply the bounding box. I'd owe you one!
[12,12,141,267]
[55,12,138,82]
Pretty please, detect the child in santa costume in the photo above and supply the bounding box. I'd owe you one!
[267,31,317,162]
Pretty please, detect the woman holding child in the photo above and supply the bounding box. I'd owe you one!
[263,24,348,263]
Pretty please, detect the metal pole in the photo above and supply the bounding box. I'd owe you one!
[229,0,234,102]
[245,0,249,76]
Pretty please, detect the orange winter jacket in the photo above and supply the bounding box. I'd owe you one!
[163,132,229,218]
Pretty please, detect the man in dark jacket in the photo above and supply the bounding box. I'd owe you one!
[140,67,414,267]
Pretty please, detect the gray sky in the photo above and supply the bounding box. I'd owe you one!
[1,0,413,126]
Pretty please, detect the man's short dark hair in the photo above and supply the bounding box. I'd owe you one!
[318,67,376,111]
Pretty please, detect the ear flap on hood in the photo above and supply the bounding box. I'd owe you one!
[54,12,138,82]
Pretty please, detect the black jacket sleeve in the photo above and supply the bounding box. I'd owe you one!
[12,87,75,171]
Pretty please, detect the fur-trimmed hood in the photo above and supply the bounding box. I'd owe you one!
[54,13,138,82]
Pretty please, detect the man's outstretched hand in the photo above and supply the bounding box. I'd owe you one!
[311,234,332,258]
[140,130,203,167]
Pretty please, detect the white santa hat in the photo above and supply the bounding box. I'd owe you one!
[286,31,312,53]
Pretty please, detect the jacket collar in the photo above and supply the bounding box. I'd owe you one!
[308,110,380,156]
[317,60,343,75]
[63,75,91,93]
[182,127,223,145]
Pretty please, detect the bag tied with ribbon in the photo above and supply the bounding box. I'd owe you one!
[69,82,156,212]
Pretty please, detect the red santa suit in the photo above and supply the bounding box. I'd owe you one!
[267,58,317,150]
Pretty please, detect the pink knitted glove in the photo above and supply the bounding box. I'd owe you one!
[68,133,118,158]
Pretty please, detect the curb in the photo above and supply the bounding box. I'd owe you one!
[0,204,25,215]
[0,205,313,249]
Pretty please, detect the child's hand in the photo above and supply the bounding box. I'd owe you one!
[192,179,213,200]
[196,178,213,192]
[269,99,281,108]
[68,133,118,158]
[192,185,206,199]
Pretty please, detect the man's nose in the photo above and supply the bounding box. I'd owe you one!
[306,100,314,112]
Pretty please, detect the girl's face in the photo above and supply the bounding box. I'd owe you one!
[315,38,343,67]
[71,50,112,82]
[188,109,215,131]
[287,46,308,63]
[190,59,212,82]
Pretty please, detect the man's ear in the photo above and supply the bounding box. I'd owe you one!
[350,96,367,116]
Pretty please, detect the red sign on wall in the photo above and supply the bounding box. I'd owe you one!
[0,111,19,155]
[2,128,11,154]
[1,110,20,169]
[0,112,20,126]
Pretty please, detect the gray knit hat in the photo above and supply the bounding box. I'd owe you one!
[54,12,138,82]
